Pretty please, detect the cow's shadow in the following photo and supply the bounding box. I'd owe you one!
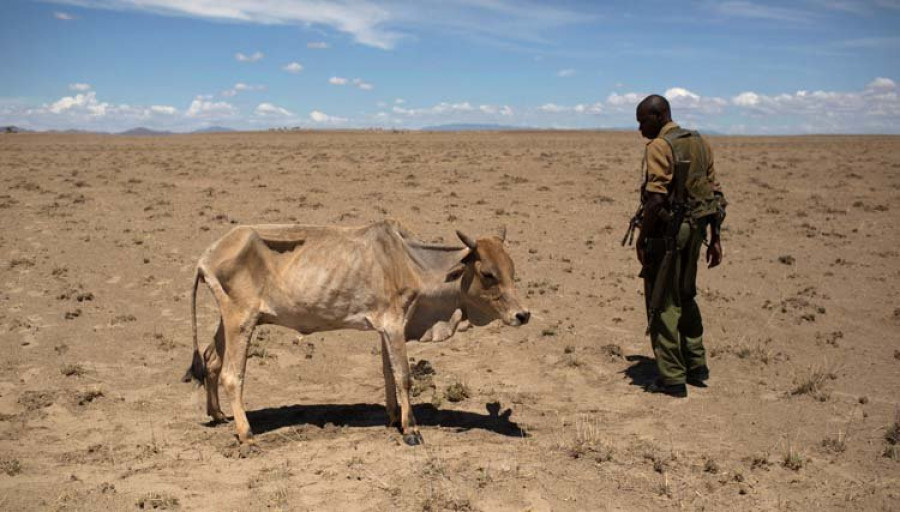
[243,401,528,438]
[623,354,658,391]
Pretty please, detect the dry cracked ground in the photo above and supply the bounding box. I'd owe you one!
[1,131,899,511]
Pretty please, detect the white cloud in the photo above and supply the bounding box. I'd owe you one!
[606,92,644,107]
[283,62,304,74]
[54,11,75,21]
[69,83,91,92]
[574,102,603,114]
[235,51,264,63]
[539,103,566,113]
[557,69,576,78]
[186,96,237,118]
[53,0,593,51]
[353,78,374,90]
[221,83,265,97]
[150,105,178,115]
[255,103,293,117]
[329,76,349,85]
[711,1,812,23]
[728,78,900,131]
[47,91,108,116]
[307,42,329,49]
[395,98,405,104]
[664,87,727,113]
[309,110,347,123]
[867,77,897,90]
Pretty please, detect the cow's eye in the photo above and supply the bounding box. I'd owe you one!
[481,271,496,282]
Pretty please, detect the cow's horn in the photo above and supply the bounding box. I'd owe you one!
[497,226,507,242]
[456,230,477,250]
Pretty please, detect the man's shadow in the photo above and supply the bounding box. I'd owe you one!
[241,401,527,438]
[623,354,658,392]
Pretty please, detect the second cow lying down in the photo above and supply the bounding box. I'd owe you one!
[184,220,530,446]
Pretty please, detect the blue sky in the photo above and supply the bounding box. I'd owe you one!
[1,0,898,133]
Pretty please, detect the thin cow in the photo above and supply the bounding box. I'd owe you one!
[183,220,530,446]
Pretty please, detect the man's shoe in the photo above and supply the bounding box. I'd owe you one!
[687,367,710,388]
[648,380,687,398]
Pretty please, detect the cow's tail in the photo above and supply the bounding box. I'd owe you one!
[182,266,206,385]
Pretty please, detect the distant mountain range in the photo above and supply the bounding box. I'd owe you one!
[2,125,237,135]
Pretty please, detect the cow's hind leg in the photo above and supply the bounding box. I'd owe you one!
[382,325,421,446]
[220,307,260,444]
[203,319,227,423]
[380,335,399,428]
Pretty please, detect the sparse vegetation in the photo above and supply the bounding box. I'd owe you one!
[60,363,85,377]
[445,381,470,403]
[557,415,614,462]
[782,444,804,471]
[884,411,900,461]
[790,363,838,401]
[1,457,22,476]
[136,492,179,509]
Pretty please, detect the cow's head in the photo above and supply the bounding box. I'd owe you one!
[446,229,530,327]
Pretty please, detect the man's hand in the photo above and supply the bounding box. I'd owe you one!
[706,238,723,268]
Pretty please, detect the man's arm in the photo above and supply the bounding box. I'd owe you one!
[637,140,672,264]
[704,138,724,268]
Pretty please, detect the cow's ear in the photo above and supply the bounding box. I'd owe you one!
[456,230,477,250]
[445,262,466,282]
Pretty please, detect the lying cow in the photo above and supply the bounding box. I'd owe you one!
[183,220,529,445]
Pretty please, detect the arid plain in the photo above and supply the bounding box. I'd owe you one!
[1,131,898,511]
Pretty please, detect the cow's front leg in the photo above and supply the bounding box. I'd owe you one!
[380,335,399,428]
[221,308,259,444]
[384,327,422,446]
[204,320,227,423]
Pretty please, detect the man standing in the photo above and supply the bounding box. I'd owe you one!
[633,94,726,398]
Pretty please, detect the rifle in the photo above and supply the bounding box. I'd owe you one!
[646,158,690,333]
[621,204,643,247]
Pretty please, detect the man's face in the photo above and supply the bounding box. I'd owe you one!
[636,108,662,139]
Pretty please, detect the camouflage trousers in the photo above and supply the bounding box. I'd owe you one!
[641,218,709,386]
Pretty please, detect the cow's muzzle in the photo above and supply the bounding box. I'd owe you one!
[507,309,530,327]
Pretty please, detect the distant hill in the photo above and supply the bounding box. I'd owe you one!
[118,127,173,136]
[192,126,236,133]
[2,125,33,133]
[420,123,535,132]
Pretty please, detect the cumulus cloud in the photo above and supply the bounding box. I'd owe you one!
[69,83,91,91]
[47,91,108,116]
[309,110,347,123]
[606,91,645,107]
[664,87,727,113]
[150,105,178,115]
[353,78,374,90]
[186,96,237,118]
[329,76,349,85]
[221,83,265,97]
[255,103,293,117]
[307,42,329,49]
[54,11,75,21]
[282,62,304,74]
[539,103,566,113]
[557,69,576,78]
[235,51,264,63]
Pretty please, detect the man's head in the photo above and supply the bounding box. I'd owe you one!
[636,95,671,140]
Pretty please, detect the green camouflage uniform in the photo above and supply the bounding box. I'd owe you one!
[640,122,723,386]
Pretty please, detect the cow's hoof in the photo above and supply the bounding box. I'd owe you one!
[206,415,229,426]
[403,432,424,446]
[238,443,261,458]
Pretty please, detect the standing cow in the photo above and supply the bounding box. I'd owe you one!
[184,220,530,445]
